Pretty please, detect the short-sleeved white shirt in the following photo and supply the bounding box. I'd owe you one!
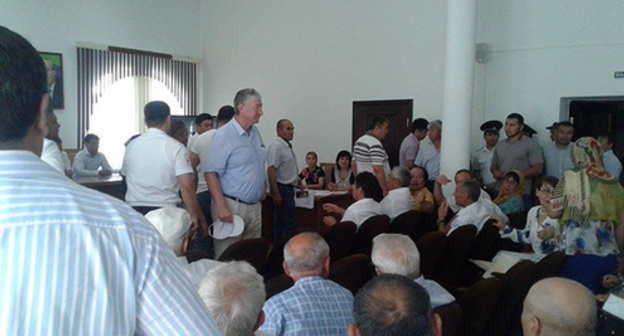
[353,134,390,177]
[342,198,384,229]
[446,188,491,213]
[380,187,414,220]
[267,137,299,185]
[122,128,193,207]
[41,138,65,174]
[190,129,216,194]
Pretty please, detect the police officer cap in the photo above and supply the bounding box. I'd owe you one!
[522,124,537,137]
[480,120,503,134]
[546,122,558,130]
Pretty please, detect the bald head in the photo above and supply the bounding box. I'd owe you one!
[522,278,596,336]
[283,232,330,280]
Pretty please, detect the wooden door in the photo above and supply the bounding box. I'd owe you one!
[352,100,413,167]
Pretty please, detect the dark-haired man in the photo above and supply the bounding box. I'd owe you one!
[0,26,220,335]
[472,120,502,191]
[543,121,574,179]
[491,113,544,210]
[353,116,391,195]
[349,274,442,336]
[41,106,65,174]
[598,133,622,179]
[72,133,112,178]
[399,118,428,169]
[187,112,213,149]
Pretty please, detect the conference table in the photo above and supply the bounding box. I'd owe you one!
[261,190,355,241]
[73,173,125,200]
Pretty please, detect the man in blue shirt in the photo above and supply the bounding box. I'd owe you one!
[261,232,354,336]
[205,88,267,257]
[0,25,221,336]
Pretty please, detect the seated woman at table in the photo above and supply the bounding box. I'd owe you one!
[299,151,325,190]
[409,166,434,214]
[322,172,383,230]
[328,150,354,192]
[491,176,559,260]
[493,170,525,215]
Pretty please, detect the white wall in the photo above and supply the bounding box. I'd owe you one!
[0,0,201,147]
[199,0,448,166]
[475,0,624,149]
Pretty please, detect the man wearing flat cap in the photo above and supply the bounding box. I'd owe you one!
[471,120,502,193]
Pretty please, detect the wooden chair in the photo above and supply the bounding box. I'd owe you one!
[411,213,438,242]
[349,215,391,257]
[431,225,477,294]
[530,251,566,285]
[434,303,462,336]
[264,274,294,300]
[184,249,211,263]
[470,219,500,261]
[218,238,270,274]
[457,277,503,336]
[388,210,419,236]
[322,221,357,264]
[487,259,536,336]
[328,254,376,295]
[416,231,447,279]
[263,230,305,280]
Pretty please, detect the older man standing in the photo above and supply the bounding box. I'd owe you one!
[371,234,454,308]
[0,25,220,335]
[267,119,299,240]
[353,116,390,195]
[205,88,266,257]
[415,120,442,186]
[522,278,596,336]
[260,232,354,336]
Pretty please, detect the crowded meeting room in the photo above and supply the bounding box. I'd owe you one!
[3,1,624,335]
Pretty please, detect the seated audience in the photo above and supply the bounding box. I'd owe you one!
[327,150,354,191]
[72,133,113,178]
[522,277,596,336]
[492,176,559,259]
[437,180,509,235]
[380,166,414,220]
[168,118,190,147]
[349,274,443,336]
[598,133,622,179]
[372,234,454,308]
[198,261,269,336]
[187,112,213,149]
[260,232,354,336]
[434,169,491,212]
[41,106,65,174]
[410,166,434,214]
[0,26,220,334]
[323,171,384,229]
[299,151,325,189]
[493,170,525,215]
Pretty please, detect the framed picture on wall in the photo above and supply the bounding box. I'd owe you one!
[40,52,64,109]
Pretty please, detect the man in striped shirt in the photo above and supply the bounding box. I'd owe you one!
[352,116,391,195]
[0,26,221,336]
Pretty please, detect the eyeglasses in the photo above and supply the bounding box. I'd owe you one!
[538,188,555,195]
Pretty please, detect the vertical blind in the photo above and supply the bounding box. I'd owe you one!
[77,46,198,144]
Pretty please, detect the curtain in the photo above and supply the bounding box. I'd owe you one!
[77,46,198,146]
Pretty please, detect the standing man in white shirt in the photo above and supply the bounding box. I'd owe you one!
[415,120,442,188]
[598,133,622,179]
[267,119,300,240]
[542,121,574,179]
[122,101,208,239]
[41,106,65,174]
[353,116,390,195]
[472,120,502,193]
[72,133,112,178]
[187,112,213,150]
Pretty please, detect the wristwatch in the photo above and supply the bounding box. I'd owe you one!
[436,219,445,226]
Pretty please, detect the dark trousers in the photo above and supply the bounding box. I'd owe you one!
[132,206,160,215]
[274,184,297,241]
[190,191,214,256]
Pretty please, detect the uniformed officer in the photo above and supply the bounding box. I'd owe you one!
[522,124,538,138]
[471,120,502,193]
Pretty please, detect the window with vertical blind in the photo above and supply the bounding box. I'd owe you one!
[76,45,199,168]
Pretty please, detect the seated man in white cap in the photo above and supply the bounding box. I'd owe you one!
[198,261,271,336]
[145,207,221,288]
[371,233,454,308]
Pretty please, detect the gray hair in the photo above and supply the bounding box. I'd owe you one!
[390,166,411,188]
[460,179,481,203]
[283,232,329,274]
[371,234,420,278]
[198,261,266,336]
[428,119,442,131]
[233,88,262,114]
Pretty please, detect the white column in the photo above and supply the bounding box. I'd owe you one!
[440,0,477,183]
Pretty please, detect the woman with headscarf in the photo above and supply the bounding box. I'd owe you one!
[493,170,526,215]
[546,137,624,292]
